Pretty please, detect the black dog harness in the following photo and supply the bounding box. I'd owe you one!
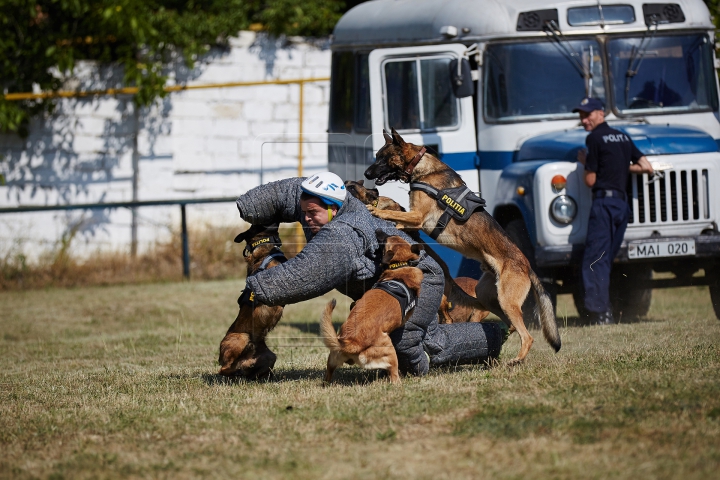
[373,280,417,318]
[410,182,486,240]
[371,261,418,318]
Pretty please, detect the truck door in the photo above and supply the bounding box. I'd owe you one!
[368,44,479,208]
[368,44,480,275]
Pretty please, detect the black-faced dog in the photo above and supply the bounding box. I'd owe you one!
[218,224,285,379]
[364,129,561,364]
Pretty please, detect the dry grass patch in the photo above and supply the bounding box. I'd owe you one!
[1,281,719,479]
[0,224,306,291]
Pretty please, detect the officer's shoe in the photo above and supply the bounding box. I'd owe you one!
[589,310,615,325]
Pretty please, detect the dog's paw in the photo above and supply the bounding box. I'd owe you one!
[506,357,525,367]
[366,204,378,215]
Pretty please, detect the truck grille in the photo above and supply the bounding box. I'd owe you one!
[628,169,710,225]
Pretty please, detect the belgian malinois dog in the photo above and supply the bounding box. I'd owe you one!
[218,224,285,379]
[364,129,561,364]
[442,277,489,323]
[344,179,489,325]
[320,232,424,384]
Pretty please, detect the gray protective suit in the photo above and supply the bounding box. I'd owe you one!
[237,177,502,376]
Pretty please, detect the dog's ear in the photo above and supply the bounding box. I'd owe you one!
[375,229,389,246]
[410,244,423,255]
[357,179,365,186]
[233,227,256,244]
[390,128,406,146]
[383,129,393,146]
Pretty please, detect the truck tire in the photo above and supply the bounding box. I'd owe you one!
[609,266,652,320]
[504,218,557,326]
[572,288,589,319]
[709,270,720,320]
[573,266,652,320]
[710,285,720,320]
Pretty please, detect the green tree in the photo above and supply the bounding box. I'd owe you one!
[0,0,355,136]
[707,0,720,26]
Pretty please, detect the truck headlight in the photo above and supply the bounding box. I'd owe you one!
[550,195,577,224]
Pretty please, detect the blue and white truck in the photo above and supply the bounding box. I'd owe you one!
[327,0,720,319]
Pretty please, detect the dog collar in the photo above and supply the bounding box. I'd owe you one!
[243,235,282,257]
[371,199,378,207]
[387,261,410,270]
[385,258,420,270]
[404,146,426,177]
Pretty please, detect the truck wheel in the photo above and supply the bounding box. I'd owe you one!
[573,267,652,319]
[504,219,556,326]
[709,270,720,320]
[572,288,589,319]
[710,285,720,320]
[609,266,652,320]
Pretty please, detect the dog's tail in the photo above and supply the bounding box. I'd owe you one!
[529,272,561,352]
[320,299,342,351]
[447,280,487,313]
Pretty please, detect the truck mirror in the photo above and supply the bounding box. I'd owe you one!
[449,58,474,98]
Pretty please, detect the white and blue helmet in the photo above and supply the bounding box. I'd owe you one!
[300,172,346,207]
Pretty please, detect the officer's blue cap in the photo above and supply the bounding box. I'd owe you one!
[572,97,604,113]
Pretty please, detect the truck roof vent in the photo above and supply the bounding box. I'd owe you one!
[642,3,685,26]
[517,9,559,31]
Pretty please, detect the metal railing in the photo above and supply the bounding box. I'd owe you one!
[0,197,237,279]
[2,77,330,275]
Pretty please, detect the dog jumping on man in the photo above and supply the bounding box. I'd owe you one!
[364,129,561,364]
[345,179,489,324]
[218,224,286,379]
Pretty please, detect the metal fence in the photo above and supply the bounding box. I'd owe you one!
[0,197,237,279]
[1,76,329,276]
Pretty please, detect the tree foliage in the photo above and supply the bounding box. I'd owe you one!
[707,0,720,28]
[0,0,355,136]
[6,1,710,138]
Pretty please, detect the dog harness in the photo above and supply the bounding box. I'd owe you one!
[371,261,419,318]
[409,182,486,240]
[373,280,417,318]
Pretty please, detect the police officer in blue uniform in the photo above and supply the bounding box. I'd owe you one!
[574,97,654,325]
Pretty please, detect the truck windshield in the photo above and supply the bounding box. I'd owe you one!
[485,39,604,122]
[608,34,718,114]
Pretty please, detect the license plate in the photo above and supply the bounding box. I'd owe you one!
[627,239,695,259]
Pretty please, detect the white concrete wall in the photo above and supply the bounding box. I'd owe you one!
[0,32,331,259]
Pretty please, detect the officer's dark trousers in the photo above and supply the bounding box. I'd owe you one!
[582,196,630,314]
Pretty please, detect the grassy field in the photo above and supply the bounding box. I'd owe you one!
[1,280,719,479]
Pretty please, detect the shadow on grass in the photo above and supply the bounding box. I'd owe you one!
[558,315,661,328]
[283,321,343,336]
[198,366,391,387]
